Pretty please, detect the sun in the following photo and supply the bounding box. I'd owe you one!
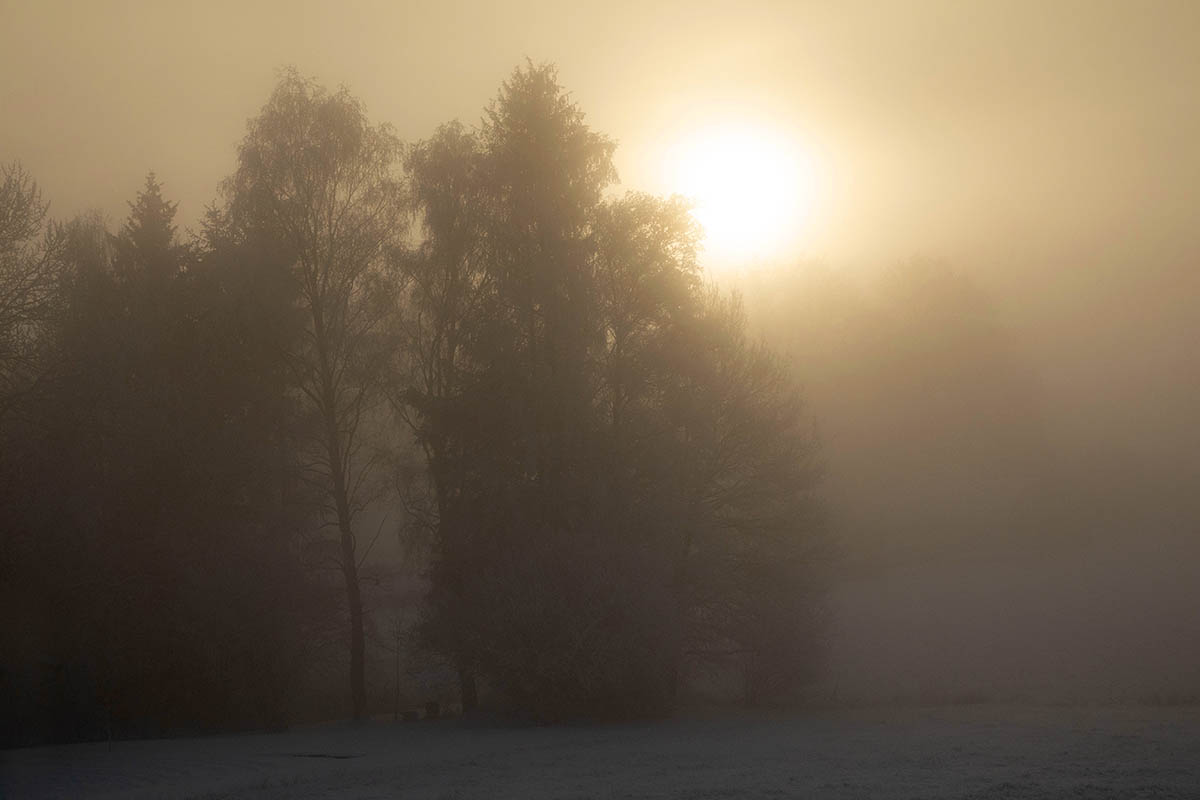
[665,124,818,267]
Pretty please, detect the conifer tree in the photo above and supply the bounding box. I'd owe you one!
[114,172,182,279]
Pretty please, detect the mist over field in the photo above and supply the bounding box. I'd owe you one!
[2,1,1199,797]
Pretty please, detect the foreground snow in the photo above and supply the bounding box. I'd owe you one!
[4,705,1199,799]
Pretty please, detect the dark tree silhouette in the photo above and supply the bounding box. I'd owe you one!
[3,64,829,740]
[0,172,319,744]
[396,64,827,718]
[392,120,492,710]
[112,172,182,280]
[224,69,407,720]
[0,162,66,424]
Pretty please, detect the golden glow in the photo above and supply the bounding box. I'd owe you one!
[666,124,818,266]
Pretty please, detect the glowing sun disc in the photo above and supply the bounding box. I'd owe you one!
[666,124,817,265]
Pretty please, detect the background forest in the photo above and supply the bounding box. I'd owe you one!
[1,64,828,745]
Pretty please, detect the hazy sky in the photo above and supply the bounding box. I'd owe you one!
[3,0,1198,454]
[3,1,1198,271]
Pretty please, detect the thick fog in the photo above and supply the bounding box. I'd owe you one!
[3,0,1198,712]
[740,258,1200,703]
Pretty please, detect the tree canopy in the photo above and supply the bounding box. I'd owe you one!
[1,63,827,743]
[394,63,826,718]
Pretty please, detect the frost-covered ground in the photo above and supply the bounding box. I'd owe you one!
[4,705,1199,799]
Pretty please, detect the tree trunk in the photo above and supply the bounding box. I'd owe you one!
[333,453,366,721]
[314,303,368,723]
[341,531,366,720]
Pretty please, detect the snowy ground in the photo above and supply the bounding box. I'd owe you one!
[4,705,1199,799]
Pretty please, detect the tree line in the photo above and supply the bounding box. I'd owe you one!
[0,63,827,745]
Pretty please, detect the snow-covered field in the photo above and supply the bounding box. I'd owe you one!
[4,706,1198,799]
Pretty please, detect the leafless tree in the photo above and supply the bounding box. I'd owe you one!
[225,70,407,719]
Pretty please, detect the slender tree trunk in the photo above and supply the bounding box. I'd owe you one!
[312,298,368,722]
[428,459,477,715]
[339,522,366,720]
[330,433,366,721]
